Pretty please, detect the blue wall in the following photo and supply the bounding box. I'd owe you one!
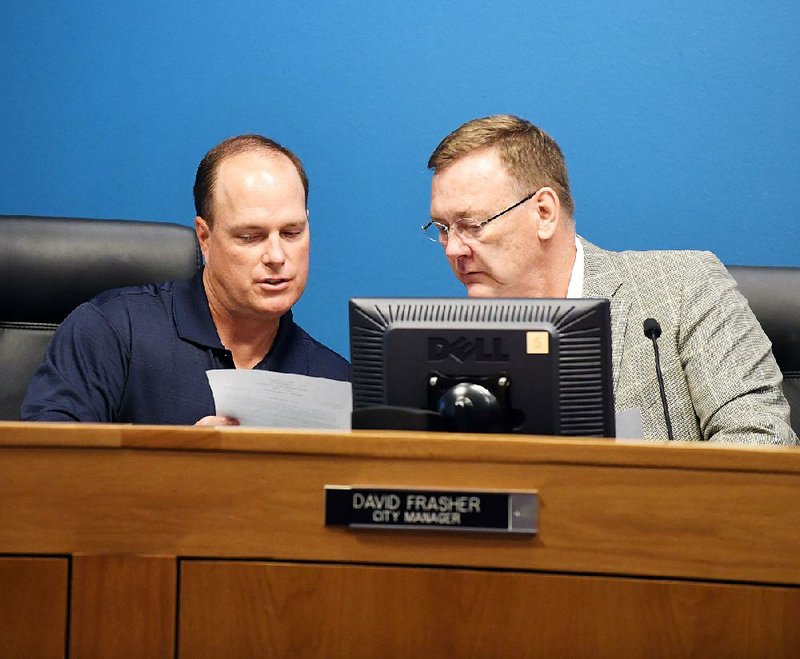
[2,1,798,358]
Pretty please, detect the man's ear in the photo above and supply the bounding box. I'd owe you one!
[195,216,211,258]
[535,187,561,241]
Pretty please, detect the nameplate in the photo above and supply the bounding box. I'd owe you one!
[324,486,537,534]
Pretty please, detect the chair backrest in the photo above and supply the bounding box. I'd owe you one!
[0,215,203,420]
[727,265,800,434]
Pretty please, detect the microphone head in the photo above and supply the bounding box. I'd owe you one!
[643,318,662,339]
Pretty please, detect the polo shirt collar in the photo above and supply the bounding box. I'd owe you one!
[173,270,225,349]
[262,306,304,371]
[173,270,301,369]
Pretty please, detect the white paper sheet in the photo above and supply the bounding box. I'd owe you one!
[206,369,352,429]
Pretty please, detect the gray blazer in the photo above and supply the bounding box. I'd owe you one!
[580,237,797,444]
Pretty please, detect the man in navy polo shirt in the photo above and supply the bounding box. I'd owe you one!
[22,135,349,425]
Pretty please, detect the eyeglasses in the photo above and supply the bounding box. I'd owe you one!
[422,188,541,245]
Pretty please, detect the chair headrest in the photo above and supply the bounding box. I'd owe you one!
[0,215,202,324]
[727,265,800,374]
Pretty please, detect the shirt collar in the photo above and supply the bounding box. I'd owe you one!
[566,235,584,298]
[261,305,300,370]
[173,270,225,349]
[173,269,299,366]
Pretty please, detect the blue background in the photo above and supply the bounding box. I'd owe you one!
[2,1,798,358]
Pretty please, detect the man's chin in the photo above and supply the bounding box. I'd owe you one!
[465,282,498,298]
[249,292,299,320]
[257,301,294,318]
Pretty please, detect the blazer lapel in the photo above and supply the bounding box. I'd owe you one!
[579,237,630,391]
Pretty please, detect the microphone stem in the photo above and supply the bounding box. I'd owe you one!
[649,336,674,440]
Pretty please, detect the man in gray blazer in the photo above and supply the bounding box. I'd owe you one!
[425,114,796,444]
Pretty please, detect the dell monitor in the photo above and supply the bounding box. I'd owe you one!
[350,297,615,437]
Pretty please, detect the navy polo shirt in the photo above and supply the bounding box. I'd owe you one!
[21,271,350,425]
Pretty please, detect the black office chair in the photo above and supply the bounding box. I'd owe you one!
[728,265,800,434]
[0,215,203,420]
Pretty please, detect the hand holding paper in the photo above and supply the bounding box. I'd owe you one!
[206,370,352,429]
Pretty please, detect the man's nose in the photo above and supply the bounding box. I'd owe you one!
[262,236,286,265]
[444,232,471,258]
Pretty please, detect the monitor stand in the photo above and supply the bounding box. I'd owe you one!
[352,372,512,433]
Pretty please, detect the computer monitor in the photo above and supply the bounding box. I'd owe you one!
[349,297,615,437]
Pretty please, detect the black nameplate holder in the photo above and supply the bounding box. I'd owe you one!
[324,486,537,534]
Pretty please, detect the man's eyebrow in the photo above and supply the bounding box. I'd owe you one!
[279,218,309,228]
[431,207,483,223]
[229,223,264,232]
[230,217,308,230]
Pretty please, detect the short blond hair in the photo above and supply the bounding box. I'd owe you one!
[428,115,575,218]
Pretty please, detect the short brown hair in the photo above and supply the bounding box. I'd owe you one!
[193,134,309,227]
[428,115,575,218]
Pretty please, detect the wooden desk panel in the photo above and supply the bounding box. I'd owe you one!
[1,434,799,584]
[0,556,68,659]
[178,560,800,659]
[69,555,175,659]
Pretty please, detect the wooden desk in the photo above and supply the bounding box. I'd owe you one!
[1,422,799,658]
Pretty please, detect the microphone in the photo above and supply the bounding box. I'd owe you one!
[643,318,674,440]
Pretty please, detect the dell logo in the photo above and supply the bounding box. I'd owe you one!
[428,336,510,363]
